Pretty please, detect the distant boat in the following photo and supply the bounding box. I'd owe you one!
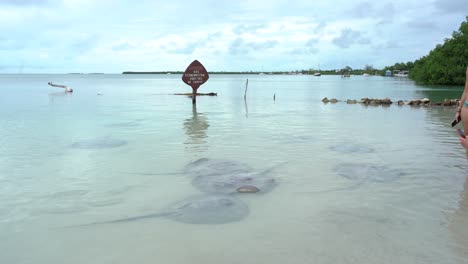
[314,63,321,76]
[363,73,370,77]
[393,70,409,77]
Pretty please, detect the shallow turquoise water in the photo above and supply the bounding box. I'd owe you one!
[0,74,467,263]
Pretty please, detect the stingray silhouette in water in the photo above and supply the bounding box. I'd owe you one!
[330,163,404,191]
[74,195,249,226]
[71,137,127,149]
[299,162,405,194]
[184,158,280,194]
[334,163,404,183]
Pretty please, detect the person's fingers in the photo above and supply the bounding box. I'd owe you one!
[459,135,468,148]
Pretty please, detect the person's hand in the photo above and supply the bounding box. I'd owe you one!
[459,133,467,147]
[455,109,461,122]
[458,133,468,159]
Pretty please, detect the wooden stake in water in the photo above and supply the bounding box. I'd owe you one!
[244,79,248,100]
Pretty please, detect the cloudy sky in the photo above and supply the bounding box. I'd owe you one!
[0,0,465,73]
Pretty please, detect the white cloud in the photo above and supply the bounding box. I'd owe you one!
[332,29,371,49]
[0,0,466,73]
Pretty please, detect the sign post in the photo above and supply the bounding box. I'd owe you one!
[182,60,209,105]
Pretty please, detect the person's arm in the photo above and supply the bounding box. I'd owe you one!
[455,68,468,118]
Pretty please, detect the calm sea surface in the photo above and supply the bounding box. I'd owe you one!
[0,74,467,264]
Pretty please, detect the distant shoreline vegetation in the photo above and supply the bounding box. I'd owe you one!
[122,70,367,75]
[123,71,304,75]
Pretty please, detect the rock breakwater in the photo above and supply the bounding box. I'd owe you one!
[321,97,460,107]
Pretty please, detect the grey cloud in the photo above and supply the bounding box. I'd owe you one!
[372,41,400,50]
[232,24,266,35]
[383,41,399,49]
[0,64,19,71]
[288,48,307,55]
[0,0,53,5]
[111,42,134,51]
[288,47,318,55]
[377,19,393,26]
[229,38,248,55]
[306,38,319,47]
[166,33,223,54]
[0,38,25,50]
[169,43,198,54]
[249,40,278,50]
[378,3,395,24]
[308,48,319,54]
[206,31,222,40]
[70,35,100,54]
[313,22,327,34]
[405,20,437,31]
[332,29,370,49]
[434,0,466,14]
[350,1,375,17]
[349,1,395,23]
[305,38,319,54]
[229,38,278,55]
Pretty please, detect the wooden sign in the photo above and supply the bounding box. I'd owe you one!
[182,60,209,104]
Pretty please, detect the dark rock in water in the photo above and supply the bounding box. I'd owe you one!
[360,98,369,104]
[236,185,260,193]
[359,98,392,105]
[444,99,453,106]
[329,143,374,154]
[381,98,392,104]
[71,137,127,149]
[79,195,249,225]
[185,158,278,194]
[322,97,341,104]
[334,163,404,183]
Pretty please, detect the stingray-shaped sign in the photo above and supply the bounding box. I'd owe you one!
[182,60,209,104]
